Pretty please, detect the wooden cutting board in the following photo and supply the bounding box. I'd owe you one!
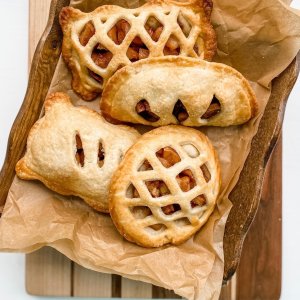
[25,0,282,298]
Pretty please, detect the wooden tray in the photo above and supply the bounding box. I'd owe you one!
[0,0,299,297]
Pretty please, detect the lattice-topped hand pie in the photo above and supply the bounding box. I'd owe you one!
[59,0,216,100]
[101,57,258,127]
[15,92,140,213]
[109,126,221,247]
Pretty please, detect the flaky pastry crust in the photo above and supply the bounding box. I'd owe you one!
[15,92,140,213]
[100,56,258,127]
[59,0,216,100]
[109,126,221,247]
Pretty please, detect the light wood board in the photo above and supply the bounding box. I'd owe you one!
[25,0,281,298]
[237,137,282,299]
[25,0,182,297]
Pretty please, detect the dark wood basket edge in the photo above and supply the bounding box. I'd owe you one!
[223,53,300,282]
[0,0,70,208]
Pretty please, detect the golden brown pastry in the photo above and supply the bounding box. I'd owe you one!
[15,92,140,213]
[101,57,258,127]
[59,0,216,100]
[109,126,221,247]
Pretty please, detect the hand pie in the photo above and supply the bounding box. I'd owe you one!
[101,57,258,127]
[109,126,221,247]
[15,92,140,213]
[59,0,216,100]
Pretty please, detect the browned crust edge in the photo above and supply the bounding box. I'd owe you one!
[59,7,101,101]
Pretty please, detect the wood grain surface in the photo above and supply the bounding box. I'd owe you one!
[29,0,53,63]
[0,0,68,208]
[219,276,236,300]
[73,264,113,297]
[26,0,75,295]
[223,54,299,282]
[1,0,298,298]
[26,247,72,296]
[237,138,282,300]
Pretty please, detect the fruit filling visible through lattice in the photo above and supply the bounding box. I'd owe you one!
[73,5,206,88]
[125,143,216,234]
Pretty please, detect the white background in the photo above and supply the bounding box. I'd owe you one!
[0,0,299,299]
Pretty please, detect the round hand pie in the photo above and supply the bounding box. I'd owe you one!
[109,126,221,247]
[15,92,140,213]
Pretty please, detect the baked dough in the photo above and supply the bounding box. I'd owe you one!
[59,0,216,100]
[101,57,258,127]
[109,126,221,247]
[15,92,140,213]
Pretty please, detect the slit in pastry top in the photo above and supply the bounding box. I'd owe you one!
[100,57,258,127]
[75,133,85,167]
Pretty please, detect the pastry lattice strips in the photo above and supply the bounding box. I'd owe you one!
[101,57,258,127]
[109,126,221,247]
[15,92,140,213]
[59,0,216,100]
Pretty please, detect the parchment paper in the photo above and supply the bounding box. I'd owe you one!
[1,0,300,299]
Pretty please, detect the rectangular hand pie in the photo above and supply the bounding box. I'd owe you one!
[100,57,258,127]
[15,92,140,213]
[59,0,216,100]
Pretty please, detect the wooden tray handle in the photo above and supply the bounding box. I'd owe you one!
[223,53,300,282]
[0,0,70,208]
